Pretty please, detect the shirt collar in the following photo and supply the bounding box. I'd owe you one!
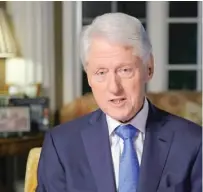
[106,97,149,136]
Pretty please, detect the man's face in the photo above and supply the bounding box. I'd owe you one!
[86,37,153,122]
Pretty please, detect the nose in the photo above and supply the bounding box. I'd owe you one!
[107,73,122,94]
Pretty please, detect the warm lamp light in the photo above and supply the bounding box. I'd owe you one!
[0,8,18,92]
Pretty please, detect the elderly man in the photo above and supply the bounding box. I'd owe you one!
[37,13,202,192]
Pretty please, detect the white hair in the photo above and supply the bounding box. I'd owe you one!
[80,12,152,69]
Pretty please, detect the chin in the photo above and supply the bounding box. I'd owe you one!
[115,110,138,122]
[103,106,135,122]
[109,113,131,122]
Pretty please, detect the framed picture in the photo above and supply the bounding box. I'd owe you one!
[9,97,49,131]
[0,106,30,132]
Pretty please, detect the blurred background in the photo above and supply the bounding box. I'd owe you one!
[0,1,202,192]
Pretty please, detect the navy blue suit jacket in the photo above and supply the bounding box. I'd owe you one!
[36,103,202,192]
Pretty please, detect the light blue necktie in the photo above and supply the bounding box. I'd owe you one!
[115,124,139,192]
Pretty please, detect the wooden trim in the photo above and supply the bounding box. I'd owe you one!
[0,59,5,90]
[54,1,63,110]
[0,2,6,9]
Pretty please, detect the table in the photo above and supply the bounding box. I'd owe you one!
[0,135,44,192]
[0,135,44,157]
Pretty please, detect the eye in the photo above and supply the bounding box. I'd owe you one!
[118,66,134,78]
[96,70,107,76]
[123,68,131,72]
[93,69,108,82]
[120,67,132,73]
[97,71,105,75]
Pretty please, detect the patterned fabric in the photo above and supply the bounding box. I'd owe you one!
[115,124,139,192]
[60,91,202,125]
[147,91,202,125]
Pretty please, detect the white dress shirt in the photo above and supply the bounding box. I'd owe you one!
[106,98,149,189]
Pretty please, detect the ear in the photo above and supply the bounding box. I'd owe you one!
[146,53,154,82]
[87,76,92,88]
[86,68,92,88]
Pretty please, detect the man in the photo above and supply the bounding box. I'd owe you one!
[37,13,202,192]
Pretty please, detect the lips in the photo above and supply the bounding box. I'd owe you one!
[109,98,126,105]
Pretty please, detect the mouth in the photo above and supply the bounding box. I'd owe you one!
[109,98,127,105]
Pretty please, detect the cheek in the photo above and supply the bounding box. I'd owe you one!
[90,82,107,102]
[91,81,106,92]
[123,76,142,92]
[141,66,148,83]
[122,77,144,100]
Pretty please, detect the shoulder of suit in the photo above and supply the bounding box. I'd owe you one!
[48,109,101,137]
[159,108,202,143]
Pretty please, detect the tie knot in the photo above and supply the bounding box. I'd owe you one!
[115,124,138,140]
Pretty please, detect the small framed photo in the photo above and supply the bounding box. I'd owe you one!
[0,107,30,132]
[9,97,49,131]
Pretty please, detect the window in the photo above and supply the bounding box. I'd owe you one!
[167,1,202,91]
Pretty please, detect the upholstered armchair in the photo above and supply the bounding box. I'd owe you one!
[147,91,202,125]
[25,147,41,192]
[60,91,202,125]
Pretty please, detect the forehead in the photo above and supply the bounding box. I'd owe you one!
[87,37,135,62]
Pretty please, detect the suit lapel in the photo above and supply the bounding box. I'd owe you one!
[81,110,116,192]
[137,103,174,192]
